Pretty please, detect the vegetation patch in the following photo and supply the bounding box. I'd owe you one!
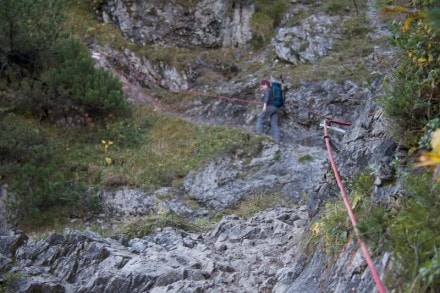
[384,171,440,292]
[379,4,440,148]
[0,272,22,293]
[306,170,382,256]
[278,6,375,84]
[118,192,286,239]
[0,114,93,229]
[308,166,440,291]
[377,3,440,289]
[0,0,129,124]
[0,104,263,230]
[120,212,200,239]
[309,200,351,255]
[250,0,289,49]
[298,154,314,163]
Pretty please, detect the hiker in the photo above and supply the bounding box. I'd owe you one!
[255,79,280,142]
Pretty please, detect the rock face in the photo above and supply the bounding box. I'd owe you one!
[0,206,391,293]
[274,14,341,64]
[92,46,190,93]
[1,208,310,292]
[183,143,327,210]
[99,0,254,48]
[98,141,327,226]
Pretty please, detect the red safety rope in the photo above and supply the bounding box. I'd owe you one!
[93,50,261,105]
[323,119,387,293]
[185,90,260,104]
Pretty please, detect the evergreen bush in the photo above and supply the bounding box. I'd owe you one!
[41,38,129,122]
[0,114,87,227]
[0,0,129,123]
[0,0,65,54]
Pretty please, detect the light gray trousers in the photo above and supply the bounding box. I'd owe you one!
[255,105,280,142]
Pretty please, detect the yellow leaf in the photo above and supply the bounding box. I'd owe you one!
[431,129,440,151]
[417,57,427,64]
[417,153,440,167]
[102,140,106,144]
[105,157,112,165]
[381,6,411,15]
[401,12,428,33]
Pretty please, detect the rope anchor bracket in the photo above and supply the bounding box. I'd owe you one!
[319,122,346,134]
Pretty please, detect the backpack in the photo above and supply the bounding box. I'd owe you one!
[271,82,284,108]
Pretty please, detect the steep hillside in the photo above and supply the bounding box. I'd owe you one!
[1,0,439,292]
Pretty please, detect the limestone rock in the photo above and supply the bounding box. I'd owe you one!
[274,14,341,64]
[99,0,254,48]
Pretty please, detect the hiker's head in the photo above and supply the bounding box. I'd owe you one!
[261,80,270,88]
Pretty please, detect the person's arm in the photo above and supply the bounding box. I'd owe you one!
[262,90,270,112]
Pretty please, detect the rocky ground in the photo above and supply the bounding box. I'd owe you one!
[0,0,400,292]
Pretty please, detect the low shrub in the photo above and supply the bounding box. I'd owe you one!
[380,10,440,148]
[310,200,351,255]
[41,38,129,121]
[309,170,386,256]
[0,114,89,228]
[380,60,436,146]
[386,171,440,292]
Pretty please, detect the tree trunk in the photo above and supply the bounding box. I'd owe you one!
[353,0,359,15]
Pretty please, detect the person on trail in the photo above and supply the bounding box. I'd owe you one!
[255,79,280,142]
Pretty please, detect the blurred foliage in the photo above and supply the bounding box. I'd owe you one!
[419,118,440,150]
[380,2,440,147]
[378,4,440,289]
[386,172,440,292]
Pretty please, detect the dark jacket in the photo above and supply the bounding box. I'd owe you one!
[263,88,273,105]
